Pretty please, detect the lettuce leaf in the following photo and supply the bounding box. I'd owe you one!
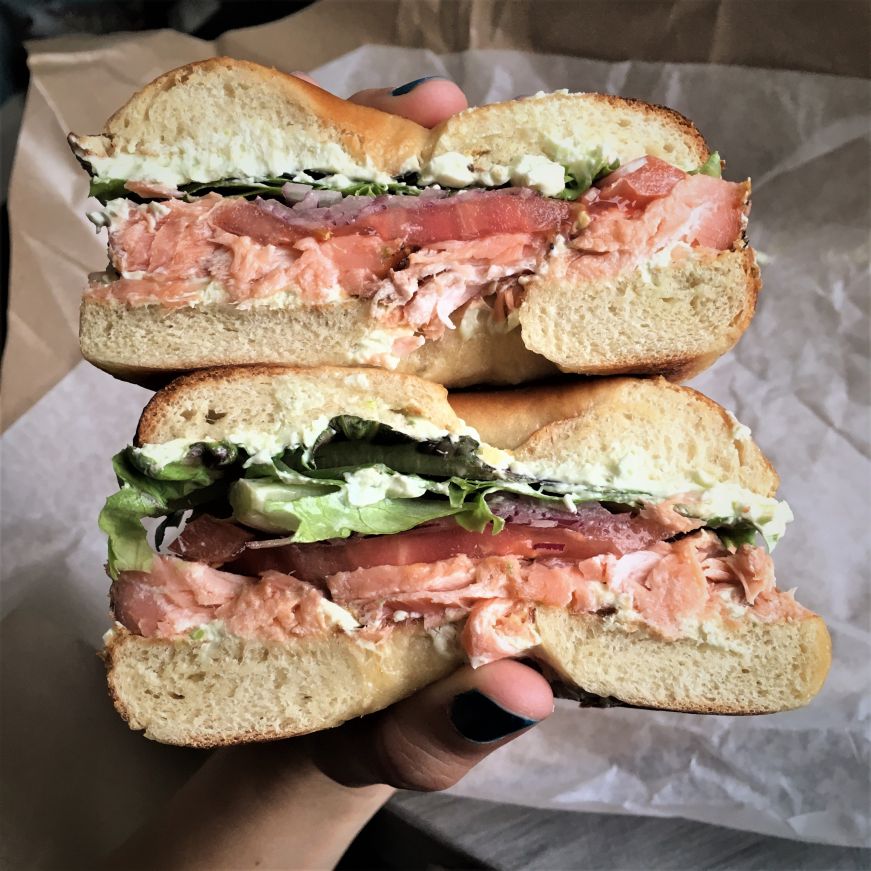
[452,489,506,534]
[281,416,503,481]
[555,149,621,201]
[98,486,164,579]
[689,151,723,178]
[100,416,787,576]
[715,522,758,551]
[229,474,567,541]
[99,449,232,578]
[89,177,130,203]
[230,478,468,541]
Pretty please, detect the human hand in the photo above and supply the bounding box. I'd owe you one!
[311,659,554,791]
[107,661,553,870]
[291,71,469,127]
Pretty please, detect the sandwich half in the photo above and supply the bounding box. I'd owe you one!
[72,57,758,387]
[99,367,829,746]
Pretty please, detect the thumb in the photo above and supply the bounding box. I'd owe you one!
[310,660,554,791]
[347,78,468,128]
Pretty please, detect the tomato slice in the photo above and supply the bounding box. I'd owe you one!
[225,508,673,583]
[211,190,580,249]
[596,156,687,208]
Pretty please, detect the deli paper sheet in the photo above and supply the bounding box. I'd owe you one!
[2,43,869,865]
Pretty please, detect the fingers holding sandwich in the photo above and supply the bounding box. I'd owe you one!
[312,660,554,791]
[290,70,468,127]
[348,77,468,127]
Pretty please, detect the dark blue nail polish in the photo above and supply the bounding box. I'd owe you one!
[391,76,444,96]
[449,690,538,744]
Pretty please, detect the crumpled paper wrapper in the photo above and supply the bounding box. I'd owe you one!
[1,41,868,865]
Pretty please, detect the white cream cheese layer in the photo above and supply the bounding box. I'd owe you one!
[419,141,621,197]
[343,468,430,506]
[85,137,418,188]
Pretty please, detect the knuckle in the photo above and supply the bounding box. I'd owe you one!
[373,717,467,792]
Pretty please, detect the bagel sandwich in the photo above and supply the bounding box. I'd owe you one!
[72,58,759,387]
[98,367,829,747]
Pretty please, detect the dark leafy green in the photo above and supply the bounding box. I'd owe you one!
[281,416,501,481]
[88,174,426,204]
[127,440,239,482]
[100,415,780,576]
[89,177,130,202]
[714,522,758,550]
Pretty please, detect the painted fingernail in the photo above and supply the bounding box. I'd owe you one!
[391,76,444,96]
[449,690,538,744]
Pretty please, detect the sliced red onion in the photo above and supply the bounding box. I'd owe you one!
[419,187,451,199]
[598,156,648,185]
[281,181,313,202]
[292,190,323,211]
[315,189,343,206]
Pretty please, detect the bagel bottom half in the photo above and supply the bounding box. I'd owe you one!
[80,249,757,388]
[104,609,830,747]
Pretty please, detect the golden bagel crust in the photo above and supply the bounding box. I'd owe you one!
[69,58,712,184]
[448,376,779,497]
[533,610,831,715]
[102,624,463,748]
[78,299,560,390]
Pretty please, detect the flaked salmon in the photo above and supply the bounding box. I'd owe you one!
[113,529,806,666]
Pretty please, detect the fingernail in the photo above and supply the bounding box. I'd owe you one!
[449,690,538,744]
[391,76,444,96]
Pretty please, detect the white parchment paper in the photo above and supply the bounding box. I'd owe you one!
[2,46,869,863]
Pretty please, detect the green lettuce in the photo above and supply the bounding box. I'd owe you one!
[555,148,621,201]
[100,415,779,576]
[288,437,500,481]
[228,472,518,542]
[690,151,722,178]
[98,447,234,578]
[231,478,468,542]
[98,487,165,580]
[710,521,758,551]
[89,177,130,203]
